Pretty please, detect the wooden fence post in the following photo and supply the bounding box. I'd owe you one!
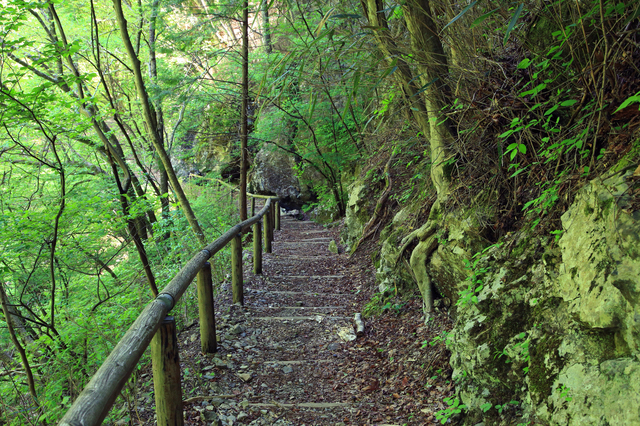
[269,201,275,231]
[196,263,216,353]
[264,210,272,253]
[253,221,262,275]
[231,234,243,305]
[151,316,183,426]
[251,197,256,217]
[275,200,280,231]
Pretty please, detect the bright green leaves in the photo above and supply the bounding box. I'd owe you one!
[520,83,547,97]
[517,58,531,69]
[559,99,578,107]
[615,90,640,113]
[435,397,467,424]
[506,142,527,161]
[457,252,492,307]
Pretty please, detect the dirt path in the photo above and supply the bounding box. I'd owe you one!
[135,215,454,425]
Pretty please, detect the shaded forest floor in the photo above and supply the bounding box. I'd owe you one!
[130,216,454,425]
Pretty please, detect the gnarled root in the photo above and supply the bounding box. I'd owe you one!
[410,234,439,321]
[394,220,439,322]
[350,154,394,255]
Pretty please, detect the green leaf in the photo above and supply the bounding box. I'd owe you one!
[560,99,578,107]
[510,166,527,178]
[614,91,640,113]
[442,1,478,31]
[520,83,547,97]
[315,8,335,36]
[504,4,524,45]
[544,104,559,116]
[517,58,531,69]
[518,144,526,154]
[499,129,514,138]
[471,8,498,28]
[308,91,317,117]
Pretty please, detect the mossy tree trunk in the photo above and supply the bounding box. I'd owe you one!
[361,0,454,317]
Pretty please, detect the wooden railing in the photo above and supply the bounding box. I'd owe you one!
[59,196,280,426]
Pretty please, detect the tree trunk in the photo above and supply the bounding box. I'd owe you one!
[240,0,249,221]
[0,283,39,405]
[262,0,272,53]
[401,0,454,200]
[112,0,207,246]
[149,0,172,240]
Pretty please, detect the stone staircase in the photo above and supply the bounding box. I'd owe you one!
[191,215,372,426]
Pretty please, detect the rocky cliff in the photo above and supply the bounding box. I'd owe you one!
[344,167,640,425]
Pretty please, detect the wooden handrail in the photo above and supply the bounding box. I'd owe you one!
[59,198,275,426]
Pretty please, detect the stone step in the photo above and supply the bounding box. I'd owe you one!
[260,271,346,278]
[249,402,350,408]
[245,291,359,308]
[248,282,351,295]
[291,237,332,241]
[254,306,346,310]
[250,307,350,317]
[219,318,350,357]
[284,275,344,279]
[278,241,332,245]
[250,290,356,296]
[238,361,353,401]
[267,255,335,260]
[260,359,336,365]
[253,316,351,321]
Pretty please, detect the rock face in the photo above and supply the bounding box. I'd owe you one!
[344,167,640,424]
[343,174,417,294]
[445,170,640,424]
[343,177,370,251]
[248,147,314,208]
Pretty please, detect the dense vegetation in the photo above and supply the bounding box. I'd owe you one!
[1,0,638,423]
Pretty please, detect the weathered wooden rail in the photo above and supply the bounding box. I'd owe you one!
[59,196,280,426]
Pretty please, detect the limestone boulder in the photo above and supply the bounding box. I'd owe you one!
[248,147,314,208]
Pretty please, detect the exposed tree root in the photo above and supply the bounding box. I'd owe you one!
[394,213,440,321]
[350,154,394,255]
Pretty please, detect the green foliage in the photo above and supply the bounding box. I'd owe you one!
[615,90,640,113]
[435,396,466,424]
[422,331,451,348]
[457,248,493,307]
[558,384,572,402]
[363,292,407,317]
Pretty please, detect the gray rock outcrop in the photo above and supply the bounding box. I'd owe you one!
[344,166,640,424]
[446,170,640,424]
[248,147,315,208]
